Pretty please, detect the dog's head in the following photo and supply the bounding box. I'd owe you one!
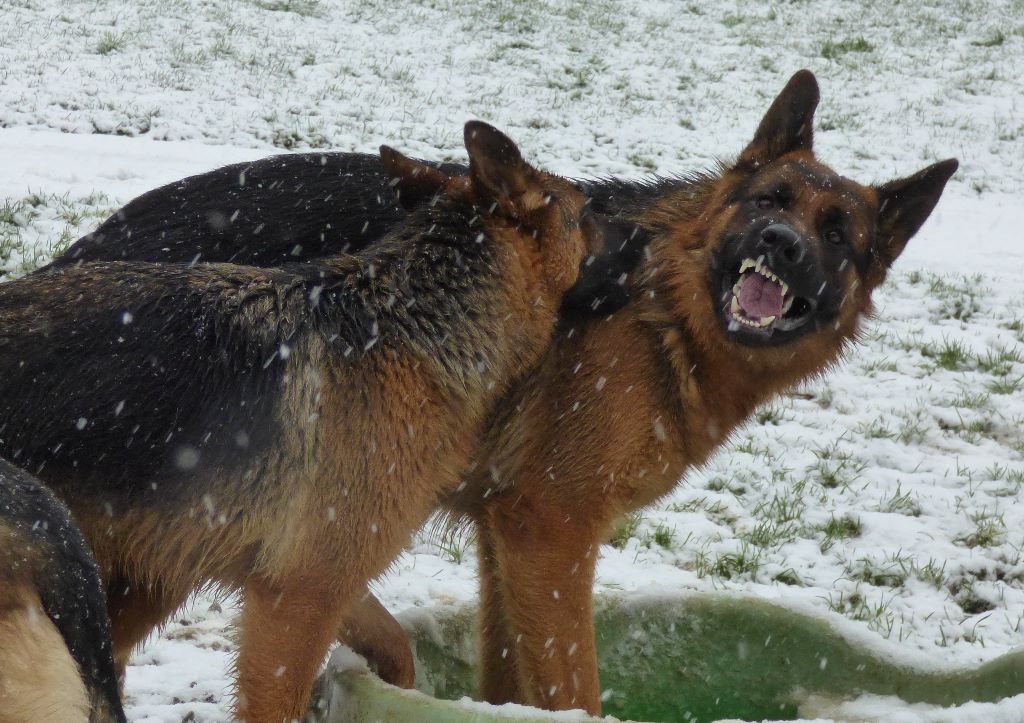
[381,122,646,308]
[660,70,957,372]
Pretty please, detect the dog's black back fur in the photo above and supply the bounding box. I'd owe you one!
[53,152,662,316]
[56,153,463,267]
[0,202,512,506]
[0,459,126,722]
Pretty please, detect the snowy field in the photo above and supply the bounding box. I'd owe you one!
[2,0,1024,721]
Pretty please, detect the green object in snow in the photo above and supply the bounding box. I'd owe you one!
[311,592,1024,722]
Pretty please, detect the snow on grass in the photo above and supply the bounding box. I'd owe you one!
[2,0,1023,720]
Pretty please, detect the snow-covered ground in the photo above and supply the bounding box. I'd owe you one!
[2,1,1023,721]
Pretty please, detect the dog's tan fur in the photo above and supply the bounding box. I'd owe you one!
[0,122,636,721]
[0,558,90,723]
[430,72,959,714]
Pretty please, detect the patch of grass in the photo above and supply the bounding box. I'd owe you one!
[699,542,763,580]
[876,482,921,517]
[754,404,785,425]
[825,589,898,638]
[609,513,642,550]
[436,527,472,565]
[896,410,929,445]
[253,0,323,16]
[922,338,972,371]
[741,519,798,550]
[753,485,806,525]
[949,389,990,409]
[926,272,986,322]
[854,419,894,439]
[807,441,865,490]
[821,36,873,59]
[859,357,899,375]
[626,152,657,171]
[978,345,1024,375]
[269,123,330,150]
[818,514,863,551]
[988,375,1024,395]
[910,558,948,589]
[645,522,676,550]
[96,31,127,55]
[956,510,1007,548]
[939,413,994,444]
[667,496,735,525]
[1,191,116,280]
[844,552,911,588]
[950,579,997,615]
[773,568,801,586]
[971,30,1006,47]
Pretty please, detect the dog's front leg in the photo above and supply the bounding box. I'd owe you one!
[235,576,350,722]
[475,515,524,705]
[486,494,603,715]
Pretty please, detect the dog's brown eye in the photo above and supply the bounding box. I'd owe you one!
[756,195,774,209]
[825,228,844,245]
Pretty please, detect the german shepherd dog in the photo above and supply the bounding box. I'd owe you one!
[48,71,958,715]
[0,121,642,721]
[0,459,125,723]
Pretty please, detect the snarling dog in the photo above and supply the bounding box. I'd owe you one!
[0,121,642,721]
[0,459,125,723]
[44,71,958,716]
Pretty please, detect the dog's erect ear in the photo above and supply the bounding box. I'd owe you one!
[560,213,650,316]
[738,70,820,168]
[464,120,544,217]
[871,158,959,273]
[379,145,453,210]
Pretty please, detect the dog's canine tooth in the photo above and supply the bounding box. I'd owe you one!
[730,297,742,316]
[739,258,755,274]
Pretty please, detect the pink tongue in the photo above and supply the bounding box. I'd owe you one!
[738,273,783,318]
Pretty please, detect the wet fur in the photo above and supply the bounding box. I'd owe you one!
[42,73,958,715]
[0,460,125,723]
[0,125,614,721]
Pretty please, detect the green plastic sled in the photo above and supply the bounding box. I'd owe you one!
[310,592,1024,722]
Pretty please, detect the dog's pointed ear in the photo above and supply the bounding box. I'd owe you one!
[379,145,452,210]
[738,70,820,168]
[871,158,959,274]
[464,121,544,217]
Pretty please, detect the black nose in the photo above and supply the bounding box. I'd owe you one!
[758,223,806,266]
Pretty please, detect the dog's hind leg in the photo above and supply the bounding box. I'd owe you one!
[106,575,188,684]
[338,590,415,688]
[235,575,350,722]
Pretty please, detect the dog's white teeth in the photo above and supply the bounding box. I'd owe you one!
[730,296,742,315]
[755,256,765,273]
[780,280,789,296]
[733,311,775,329]
[781,294,794,315]
[739,258,755,274]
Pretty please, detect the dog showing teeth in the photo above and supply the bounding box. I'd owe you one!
[729,258,793,329]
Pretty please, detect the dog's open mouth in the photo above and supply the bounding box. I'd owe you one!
[725,258,815,334]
